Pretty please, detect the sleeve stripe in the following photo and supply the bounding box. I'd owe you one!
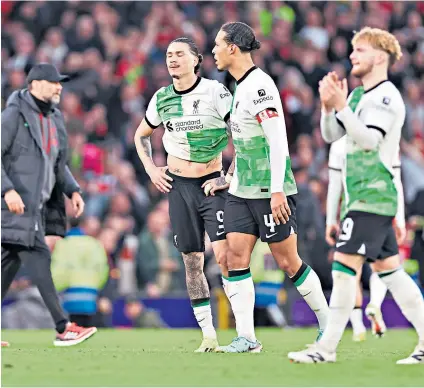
[367,125,386,137]
[335,116,346,130]
[393,165,401,169]
[224,112,230,123]
[145,116,159,129]
[329,167,342,172]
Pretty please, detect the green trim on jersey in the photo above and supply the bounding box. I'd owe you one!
[348,86,364,112]
[233,135,297,198]
[186,128,228,163]
[344,86,397,217]
[156,85,184,121]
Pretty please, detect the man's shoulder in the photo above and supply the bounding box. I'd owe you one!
[365,81,404,108]
[154,85,172,99]
[249,68,275,85]
[243,69,278,97]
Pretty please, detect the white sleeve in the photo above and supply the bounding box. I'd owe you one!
[320,109,346,143]
[145,90,162,129]
[328,142,343,171]
[213,83,232,123]
[336,93,400,151]
[260,116,288,193]
[326,168,343,226]
[361,97,399,136]
[394,166,405,228]
[247,81,288,193]
[335,106,383,150]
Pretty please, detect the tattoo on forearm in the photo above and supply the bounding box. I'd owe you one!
[140,136,152,158]
[182,252,210,300]
[227,156,235,176]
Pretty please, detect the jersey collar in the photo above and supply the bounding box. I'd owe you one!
[364,79,389,94]
[236,66,257,85]
[173,77,202,95]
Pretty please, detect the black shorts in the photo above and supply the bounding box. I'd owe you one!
[224,193,297,243]
[167,171,227,253]
[335,211,398,262]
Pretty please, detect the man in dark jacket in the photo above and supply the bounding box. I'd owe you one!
[1,63,97,347]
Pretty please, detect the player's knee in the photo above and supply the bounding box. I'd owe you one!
[215,250,228,270]
[273,252,302,277]
[226,248,249,270]
[276,258,292,274]
[371,255,400,272]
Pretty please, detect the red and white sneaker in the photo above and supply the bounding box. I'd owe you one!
[1,341,10,347]
[53,322,97,347]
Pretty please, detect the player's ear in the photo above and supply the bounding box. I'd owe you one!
[376,51,388,66]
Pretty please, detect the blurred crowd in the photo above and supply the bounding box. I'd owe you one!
[2,1,424,327]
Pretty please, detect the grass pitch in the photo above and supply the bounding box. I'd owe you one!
[1,328,422,387]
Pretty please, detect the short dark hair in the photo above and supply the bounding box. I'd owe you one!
[221,22,261,52]
[169,37,203,73]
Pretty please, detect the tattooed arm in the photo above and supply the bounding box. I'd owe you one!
[225,148,236,182]
[134,118,155,170]
[201,148,236,196]
[134,119,173,193]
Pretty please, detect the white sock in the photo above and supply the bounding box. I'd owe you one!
[379,268,424,342]
[222,276,229,299]
[227,268,256,342]
[193,301,217,340]
[293,264,329,331]
[369,272,388,309]
[319,261,357,352]
[350,307,366,334]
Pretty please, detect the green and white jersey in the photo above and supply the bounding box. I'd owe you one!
[335,80,405,217]
[145,77,232,163]
[329,134,402,220]
[228,67,297,199]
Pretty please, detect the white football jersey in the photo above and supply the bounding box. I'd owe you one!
[333,81,405,217]
[145,77,232,163]
[228,67,297,199]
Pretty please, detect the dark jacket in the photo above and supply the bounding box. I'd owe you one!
[44,166,80,237]
[1,89,79,247]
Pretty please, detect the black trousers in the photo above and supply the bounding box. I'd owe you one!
[1,225,68,333]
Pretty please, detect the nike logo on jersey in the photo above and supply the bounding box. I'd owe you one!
[229,293,238,299]
[164,107,172,113]
[336,242,347,248]
[266,232,277,239]
[216,231,225,236]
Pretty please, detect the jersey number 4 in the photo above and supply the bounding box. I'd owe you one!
[264,214,276,233]
[216,211,225,236]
